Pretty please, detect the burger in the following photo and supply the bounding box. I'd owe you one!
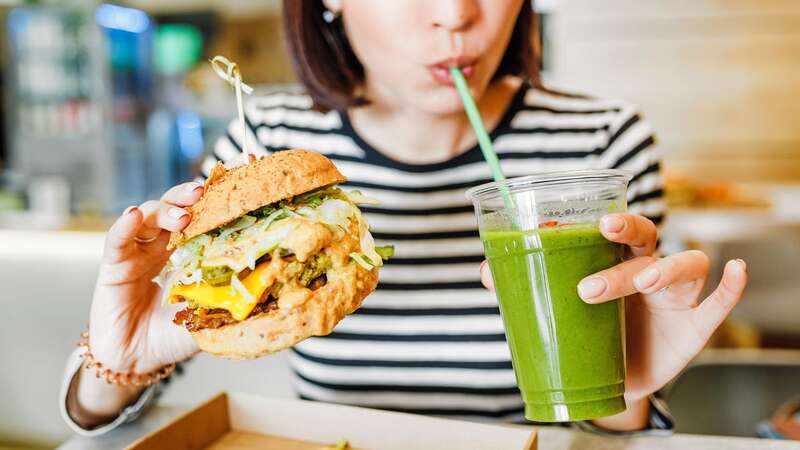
[154,149,392,359]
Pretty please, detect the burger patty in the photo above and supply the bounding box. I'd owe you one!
[173,275,328,332]
[174,300,279,332]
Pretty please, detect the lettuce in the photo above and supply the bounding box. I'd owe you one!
[375,245,394,260]
[254,205,278,218]
[168,234,210,270]
[349,246,392,271]
[349,252,375,271]
[290,186,378,208]
[177,268,203,285]
[217,215,257,241]
[230,273,255,303]
[291,186,346,207]
[159,183,390,286]
[342,190,380,205]
[238,222,297,272]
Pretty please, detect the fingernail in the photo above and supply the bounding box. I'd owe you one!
[733,258,747,272]
[168,207,188,220]
[186,182,202,194]
[123,206,138,215]
[602,215,625,233]
[634,267,660,291]
[578,277,606,300]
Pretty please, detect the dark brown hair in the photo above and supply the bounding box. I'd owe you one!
[282,1,542,112]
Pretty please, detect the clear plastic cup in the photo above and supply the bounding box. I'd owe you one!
[467,170,632,422]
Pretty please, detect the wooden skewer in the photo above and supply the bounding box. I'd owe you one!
[210,55,254,165]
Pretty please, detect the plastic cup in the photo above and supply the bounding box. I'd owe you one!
[467,170,632,422]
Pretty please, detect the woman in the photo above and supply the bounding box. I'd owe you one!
[61,0,747,435]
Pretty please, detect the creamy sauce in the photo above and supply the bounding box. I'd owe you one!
[277,282,313,309]
[280,218,333,262]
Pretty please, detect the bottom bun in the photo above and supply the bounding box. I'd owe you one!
[190,263,378,359]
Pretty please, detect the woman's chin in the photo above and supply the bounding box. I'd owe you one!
[407,89,474,116]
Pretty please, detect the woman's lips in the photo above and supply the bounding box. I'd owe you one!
[428,59,476,86]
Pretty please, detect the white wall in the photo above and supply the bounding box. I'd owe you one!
[547,0,800,182]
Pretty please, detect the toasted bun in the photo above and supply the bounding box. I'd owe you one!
[190,263,378,359]
[168,149,346,249]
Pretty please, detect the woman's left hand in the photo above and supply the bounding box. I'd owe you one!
[479,213,748,425]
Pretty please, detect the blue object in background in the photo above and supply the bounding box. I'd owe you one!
[146,109,204,198]
[96,3,154,98]
[146,24,205,198]
[96,3,155,212]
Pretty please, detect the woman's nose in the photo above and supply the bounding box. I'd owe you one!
[431,0,478,32]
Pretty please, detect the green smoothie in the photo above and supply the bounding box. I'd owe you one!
[482,224,626,422]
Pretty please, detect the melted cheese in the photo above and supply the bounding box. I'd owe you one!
[169,258,285,321]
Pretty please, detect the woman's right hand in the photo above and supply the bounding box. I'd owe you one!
[88,181,204,375]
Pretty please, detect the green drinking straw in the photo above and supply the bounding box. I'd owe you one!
[450,67,514,209]
[450,67,506,182]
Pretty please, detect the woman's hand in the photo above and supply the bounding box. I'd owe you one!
[479,213,748,429]
[89,182,205,374]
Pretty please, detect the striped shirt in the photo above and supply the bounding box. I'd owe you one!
[202,82,665,422]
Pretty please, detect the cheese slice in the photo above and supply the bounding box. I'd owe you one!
[169,261,277,321]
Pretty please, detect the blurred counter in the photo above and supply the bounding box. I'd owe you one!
[56,401,800,450]
[664,208,800,244]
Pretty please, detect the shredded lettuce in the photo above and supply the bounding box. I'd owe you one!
[292,186,378,208]
[157,183,391,292]
[178,268,203,285]
[233,222,297,272]
[217,215,257,241]
[359,227,382,268]
[155,270,181,306]
[297,193,325,208]
[349,245,391,270]
[318,199,357,227]
[230,274,255,303]
[342,190,380,205]
[293,186,346,205]
[349,252,375,271]
[254,205,279,218]
[155,234,210,300]
[168,234,210,270]
[237,208,288,245]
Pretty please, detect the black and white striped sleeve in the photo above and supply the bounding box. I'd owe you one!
[599,105,666,228]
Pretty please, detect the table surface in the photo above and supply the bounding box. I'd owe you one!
[56,404,800,450]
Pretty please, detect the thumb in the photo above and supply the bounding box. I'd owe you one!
[480,260,495,292]
[692,259,747,339]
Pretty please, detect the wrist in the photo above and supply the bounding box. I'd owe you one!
[82,329,176,381]
[70,366,145,428]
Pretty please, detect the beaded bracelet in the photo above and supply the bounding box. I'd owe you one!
[77,331,175,387]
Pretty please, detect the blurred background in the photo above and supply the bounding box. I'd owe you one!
[0,0,799,448]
